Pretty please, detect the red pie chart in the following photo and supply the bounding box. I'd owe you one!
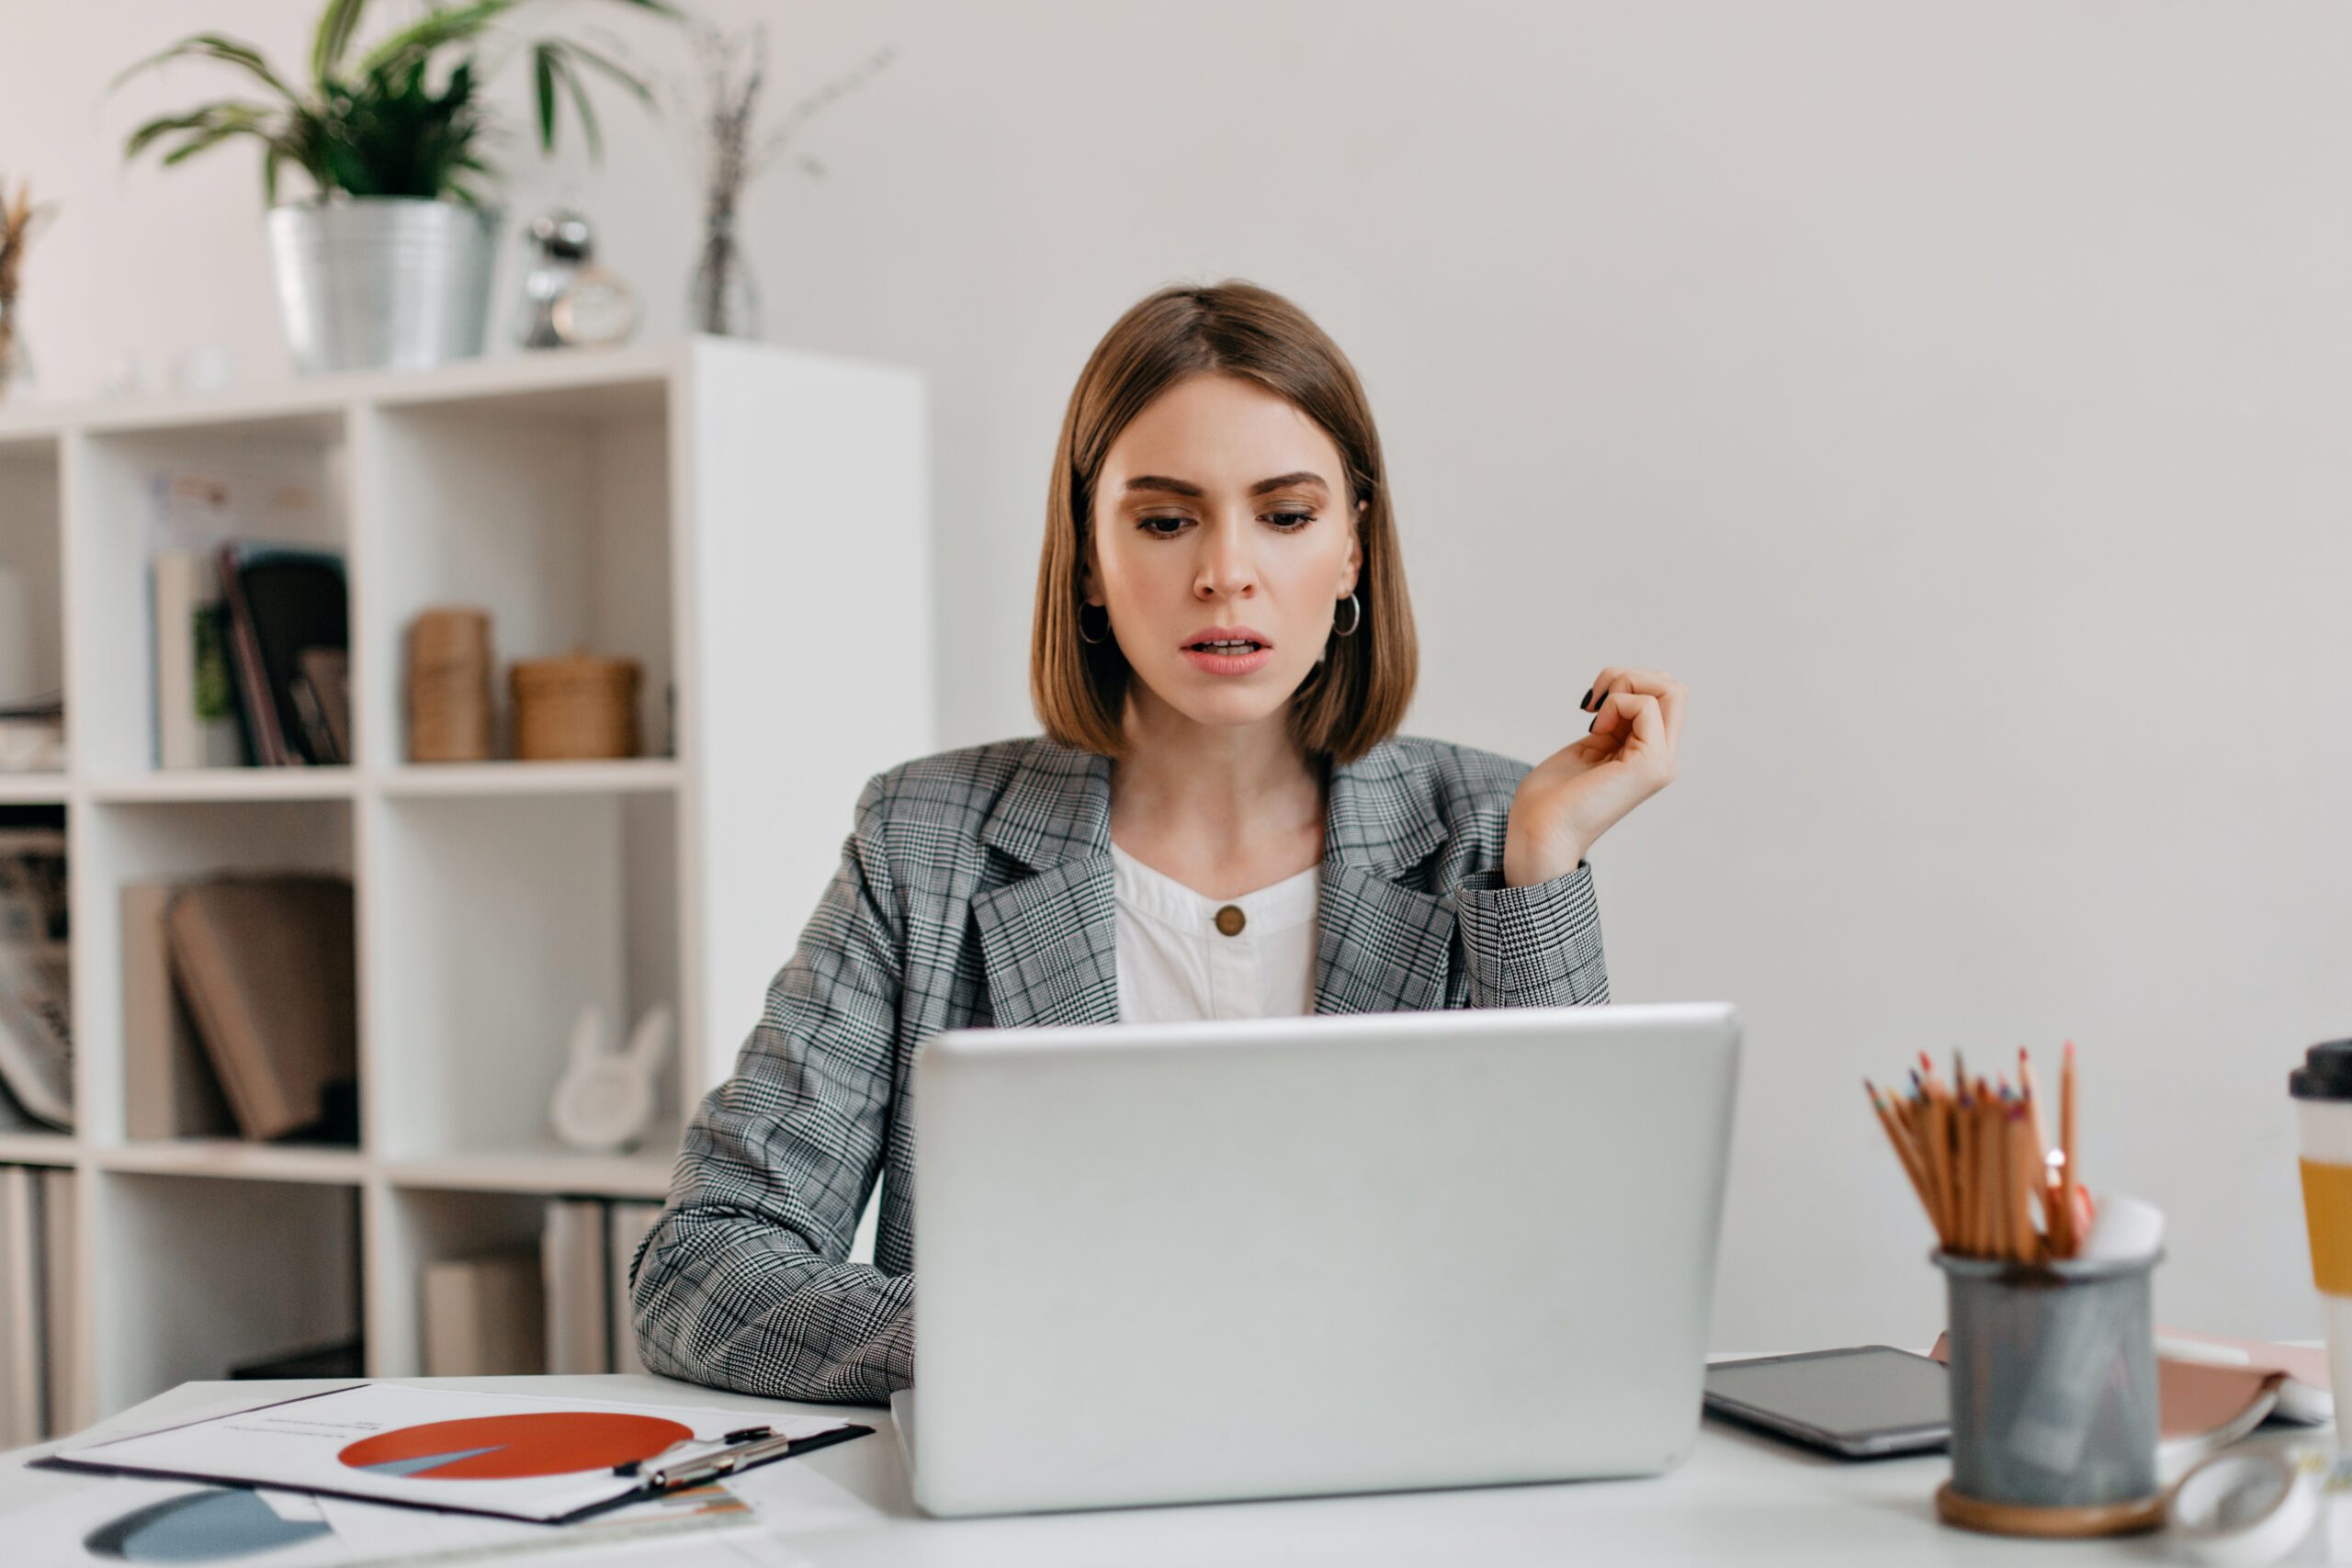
[338,1412,694,1480]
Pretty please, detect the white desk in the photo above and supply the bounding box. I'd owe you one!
[0,1371,2286,1565]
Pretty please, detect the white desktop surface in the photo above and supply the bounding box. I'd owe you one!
[0,1370,2253,1564]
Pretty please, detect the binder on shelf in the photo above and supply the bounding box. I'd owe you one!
[424,1250,547,1377]
[164,876,357,1144]
[0,1164,45,1449]
[122,883,236,1141]
[542,1199,610,1375]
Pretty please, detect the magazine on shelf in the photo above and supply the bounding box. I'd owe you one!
[0,821,70,1130]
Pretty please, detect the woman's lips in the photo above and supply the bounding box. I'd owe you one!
[1180,645,1275,675]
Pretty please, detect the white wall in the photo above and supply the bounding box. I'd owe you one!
[6,0,2346,1353]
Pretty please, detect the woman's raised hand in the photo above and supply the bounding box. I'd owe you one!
[1501,666,1685,887]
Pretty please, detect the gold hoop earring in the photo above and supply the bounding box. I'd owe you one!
[1333,592,1362,637]
[1079,603,1112,646]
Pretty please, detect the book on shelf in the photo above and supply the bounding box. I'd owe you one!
[216,543,348,768]
[164,876,357,1144]
[542,1198,611,1375]
[40,1168,77,1438]
[0,1164,46,1448]
[121,883,236,1140]
[295,647,351,765]
[607,1200,663,1376]
[424,1250,547,1377]
[149,549,243,769]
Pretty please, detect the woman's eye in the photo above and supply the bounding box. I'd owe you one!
[1132,512,1315,536]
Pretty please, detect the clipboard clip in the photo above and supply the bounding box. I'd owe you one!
[616,1426,814,1494]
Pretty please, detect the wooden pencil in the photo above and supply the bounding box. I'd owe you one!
[2060,1041,2079,1258]
[1983,1097,2001,1260]
[1953,1086,1975,1253]
[1866,1082,1935,1234]
[2018,1048,2052,1172]
[2018,1046,2064,1258]
[1923,1094,1955,1247]
[2010,1107,2040,1263]
[1890,1091,1947,1246]
[1981,1098,2004,1258]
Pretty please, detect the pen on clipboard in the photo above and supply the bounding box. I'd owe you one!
[614,1424,869,1495]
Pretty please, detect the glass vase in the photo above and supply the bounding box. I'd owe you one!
[687,213,760,339]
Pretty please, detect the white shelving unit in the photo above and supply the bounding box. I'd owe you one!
[0,338,933,1427]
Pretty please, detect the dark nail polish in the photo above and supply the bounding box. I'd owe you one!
[1580,687,1593,711]
[1587,717,1596,734]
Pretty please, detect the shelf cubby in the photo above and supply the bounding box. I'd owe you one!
[356,383,672,771]
[91,1171,361,1417]
[67,415,347,780]
[368,1184,553,1380]
[368,789,678,1162]
[73,797,353,1147]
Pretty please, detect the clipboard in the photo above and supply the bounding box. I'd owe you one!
[40,1383,873,1524]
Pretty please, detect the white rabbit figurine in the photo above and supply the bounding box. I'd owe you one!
[549,1000,673,1153]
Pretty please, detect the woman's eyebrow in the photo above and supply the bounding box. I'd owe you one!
[1117,471,1329,498]
[1122,475,1204,497]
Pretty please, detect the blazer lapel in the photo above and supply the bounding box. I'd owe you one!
[972,735,1457,1024]
[1313,739,1455,1015]
[973,743,1121,1028]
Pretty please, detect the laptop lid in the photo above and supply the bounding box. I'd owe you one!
[908,1002,1740,1517]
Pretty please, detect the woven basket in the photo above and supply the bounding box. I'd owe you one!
[510,651,639,761]
[405,606,493,762]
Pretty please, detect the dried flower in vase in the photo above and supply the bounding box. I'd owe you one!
[681,22,896,339]
[0,175,57,400]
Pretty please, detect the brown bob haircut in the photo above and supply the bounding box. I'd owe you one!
[1030,280,1419,765]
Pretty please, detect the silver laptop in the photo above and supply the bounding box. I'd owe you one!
[893,1001,1741,1517]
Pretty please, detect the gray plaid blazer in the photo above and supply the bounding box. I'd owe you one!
[629,731,1611,1405]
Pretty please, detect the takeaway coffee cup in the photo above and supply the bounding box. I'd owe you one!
[2291,1038,2352,1442]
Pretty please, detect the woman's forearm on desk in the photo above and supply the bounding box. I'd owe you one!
[632,782,915,1404]
[631,1197,912,1404]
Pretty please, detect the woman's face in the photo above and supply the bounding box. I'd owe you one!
[1085,373,1364,736]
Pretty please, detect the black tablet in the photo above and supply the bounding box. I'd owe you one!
[1702,1347,1951,1458]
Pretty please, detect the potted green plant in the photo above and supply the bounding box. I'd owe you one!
[115,0,675,375]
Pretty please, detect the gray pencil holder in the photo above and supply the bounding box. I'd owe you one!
[1933,1249,2165,1538]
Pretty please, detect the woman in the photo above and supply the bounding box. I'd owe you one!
[631,281,1686,1404]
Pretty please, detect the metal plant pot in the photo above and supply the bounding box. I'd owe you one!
[266,197,498,375]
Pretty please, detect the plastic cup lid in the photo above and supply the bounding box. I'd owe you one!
[2290,1040,2352,1101]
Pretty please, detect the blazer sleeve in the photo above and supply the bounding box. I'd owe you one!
[628,772,913,1404]
[1452,861,1611,1008]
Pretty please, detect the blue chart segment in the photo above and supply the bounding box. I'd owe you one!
[84,1486,332,1562]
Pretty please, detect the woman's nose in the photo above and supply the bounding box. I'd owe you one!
[1194,515,1256,599]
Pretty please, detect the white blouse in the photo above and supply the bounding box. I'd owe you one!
[1110,841,1319,1023]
